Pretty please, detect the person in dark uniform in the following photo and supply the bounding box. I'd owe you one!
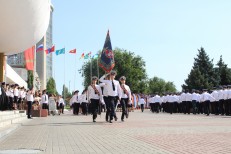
[99,71,122,123]
[119,76,132,122]
[87,76,102,122]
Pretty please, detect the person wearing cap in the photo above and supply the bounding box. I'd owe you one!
[99,74,110,122]
[152,92,163,113]
[200,89,215,116]
[70,90,80,115]
[80,89,88,115]
[99,70,122,123]
[218,86,225,115]
[87,76,102,122]
[211,87,219,115]
[119,76,131,121]
[41,90,49,114]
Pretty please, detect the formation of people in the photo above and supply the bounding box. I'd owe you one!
[143,87,231,116]
[1,70,230,122]
[70,70,132,123]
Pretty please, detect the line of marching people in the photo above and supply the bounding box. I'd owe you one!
[141,86,231,116]
[69,70,132,123]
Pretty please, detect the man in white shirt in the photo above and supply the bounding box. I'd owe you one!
[70,90,80,115]
[88,76,102,122]
[218,86,225,115]
[26,87,34,119]
[201,89,215,116]
[41,90,49,114]
[99,70,122,123]
[153,92,162,113]
[119,76,131,122]
[211,87,219,115]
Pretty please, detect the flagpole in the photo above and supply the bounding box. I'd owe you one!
[33,44,36,90]
[74,50,77,90]
[90,55,92,83]
[64,47,66,101]
[97,57,99,84]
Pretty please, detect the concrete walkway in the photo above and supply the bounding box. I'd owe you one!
[0,110,231,154]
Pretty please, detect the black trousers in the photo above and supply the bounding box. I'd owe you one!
[108,96,116,120]
[73,103,80,115]
[120,98,128,120]
[104,96,110,121]
[27,101,32,118]
[140,104,144,112]
[42,103,49,114]
[192,100,197,114]
[169,103,173,114]
[219,99,224,115]
[224,99,230,115]
[90,99,99,120]
[81,102,88,115]
[204,100,210,115]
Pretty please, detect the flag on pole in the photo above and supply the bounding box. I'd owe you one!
[56,48,65,55]
[45,45,55,54]
[99,30,115,72]
[69,49,76,54]
[36,44,44,52]
[88,51,92,57]
[80,53,84,59]
[24,46,35,70]
[92,54,99,59]
[84,54,89,59]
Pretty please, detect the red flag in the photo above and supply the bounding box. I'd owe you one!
[69,49,76,54]
[24,46,35,70]
[45,45,55,54]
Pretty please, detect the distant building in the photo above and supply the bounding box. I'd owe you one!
[7,4,54,90]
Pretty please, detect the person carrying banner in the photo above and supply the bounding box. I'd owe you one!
[87,76,102,122]
[99,70,122,123]
[119,76,132,122]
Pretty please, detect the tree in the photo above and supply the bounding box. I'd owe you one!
[147,77,176,94]
[81,48,147,93]
[215,55,231,85]
[27,70,33,89]
[46,77,58,95]
[182,47,219,91]
[62,84,71,99]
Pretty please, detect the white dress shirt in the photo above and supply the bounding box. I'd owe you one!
[120,84,131,100]
[99,75,122,99]
[138,98,146,105]
[14,88,19,97]
[26,90,34,102]
[200,92,215,102]
[211,90,219,101]
[58,98,65,106]
[152,95,162,103]
[88,84,102,100]
[41,94,48,104]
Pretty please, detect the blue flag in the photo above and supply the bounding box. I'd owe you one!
[56,48,65,55]
[99,30,115,72]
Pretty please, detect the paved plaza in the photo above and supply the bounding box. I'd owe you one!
[0,110,231,154]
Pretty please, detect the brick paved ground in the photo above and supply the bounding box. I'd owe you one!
[0,110,231,154]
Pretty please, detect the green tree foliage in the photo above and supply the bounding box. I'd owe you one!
[46,77,58,95]
[62,84,71,99]
[81,48,147,93]
[27,70,33,89]
[147,77,176,94]
[216,56,231,85]
[182,47,229,91]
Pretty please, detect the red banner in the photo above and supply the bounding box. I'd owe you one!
[24,46,34,70]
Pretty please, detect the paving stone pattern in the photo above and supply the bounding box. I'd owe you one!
[0,110,231,154]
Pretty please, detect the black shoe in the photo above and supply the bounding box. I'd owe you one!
[126,114,128,118]
[109,120,113,123]
[106,118,108,122]
[121,119,124,122]
[115,117,118,121]
[28,117,33,119]
[93,119,96,122]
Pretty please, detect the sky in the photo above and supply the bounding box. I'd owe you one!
[52,0,231,94]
